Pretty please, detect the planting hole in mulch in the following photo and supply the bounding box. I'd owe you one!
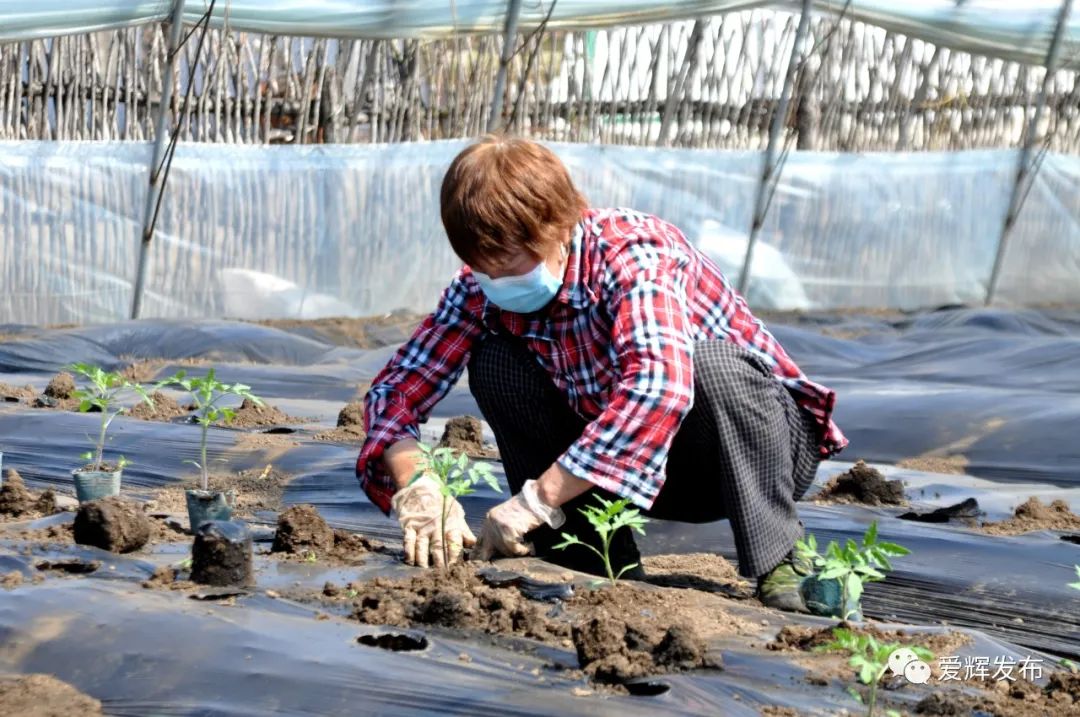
[623,680,671,697]
[814,461,906,506]
[357,632,430,652]
[35,558,101,574]
[0,674,103,716]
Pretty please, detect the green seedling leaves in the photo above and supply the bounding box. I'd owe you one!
[821,626,935,717]
[67,363,154,471]
[1069,565,1080,591]
[798,521,910,621]
[412,441,502,569]
[555,494,649,587]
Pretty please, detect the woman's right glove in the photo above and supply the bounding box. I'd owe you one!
[390,475,476,568]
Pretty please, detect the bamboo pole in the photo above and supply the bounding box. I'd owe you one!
[488,0,523,132]
[737,0,814,296]
[985,0,1073,306]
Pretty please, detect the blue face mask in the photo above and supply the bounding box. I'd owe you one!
[473,257,565,314]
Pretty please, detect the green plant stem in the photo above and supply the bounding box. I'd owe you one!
[440,494,450,568]
[867,681,878,717]
[601,533,615,585]
[94,411,108,469]
[199,421,210,491]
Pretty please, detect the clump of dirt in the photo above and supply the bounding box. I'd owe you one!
[573,611,720,684]
[767,623,971,656]
[814,461,906,506]
[126,391,189,421]
[347,564,741,685]
[0,469,36,517]
[980,497,1080,535]
[44,372,76,399]
[0,382,36,403]
[0,674,103,716]
[226,398,305,428]
[73,497,151,553]
[273,505,335,553]
[759,708,801,717]
[119,359,166,383]
[141,565,197,592]
[1,571,23,589]
[147,515,188,544]
[438,416,498,458]
[146,467,289,518]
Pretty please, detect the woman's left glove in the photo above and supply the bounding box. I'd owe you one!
[472,480,565,561]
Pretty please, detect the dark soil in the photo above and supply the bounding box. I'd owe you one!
[814,461,907,506]
[273,505,335,553]
[126,391,189,421]
[346,564,741,685]
[191,521,253,587]
[0,674,103,716]
[438,416,498,458]
[227,398,306,428]
[43,372,76,399]
[0,382,36,403]
[980,497,1080,535]
[74,462,121,474]
[73,497,151,553]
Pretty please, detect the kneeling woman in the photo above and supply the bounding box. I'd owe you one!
[355,136,847,613]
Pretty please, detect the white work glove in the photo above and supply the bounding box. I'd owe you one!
[390,475,476,568]
[472,480,565,561]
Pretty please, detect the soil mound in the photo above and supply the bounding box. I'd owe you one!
[273,505,335,554]
[44,372,76,399]
[314,402,367,443]
[915,671,1080,716]
[981,497,1080,535]
[126,391,189,421]
[337,402,364,428]
[815,461,906,506]
[0,674,102,716]
[0,469,35,516]
[1,571,23,589]
[227,398,302,428]
[438,416,497,458]
[73,497,151,553]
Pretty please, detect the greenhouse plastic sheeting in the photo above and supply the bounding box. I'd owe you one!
[0,1,1076,70]
[2,141,1079,325]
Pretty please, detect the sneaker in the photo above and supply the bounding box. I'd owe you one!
[756,549,813,613]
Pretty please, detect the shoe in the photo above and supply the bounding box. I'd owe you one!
[756,549,813,613]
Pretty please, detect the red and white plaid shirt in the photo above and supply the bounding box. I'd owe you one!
[357,208,847,514]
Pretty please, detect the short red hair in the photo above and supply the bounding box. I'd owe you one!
[440,135,588,270]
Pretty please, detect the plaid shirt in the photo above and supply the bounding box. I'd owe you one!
[357,208,847,514]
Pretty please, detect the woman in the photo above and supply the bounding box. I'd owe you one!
[355,135,847,613]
